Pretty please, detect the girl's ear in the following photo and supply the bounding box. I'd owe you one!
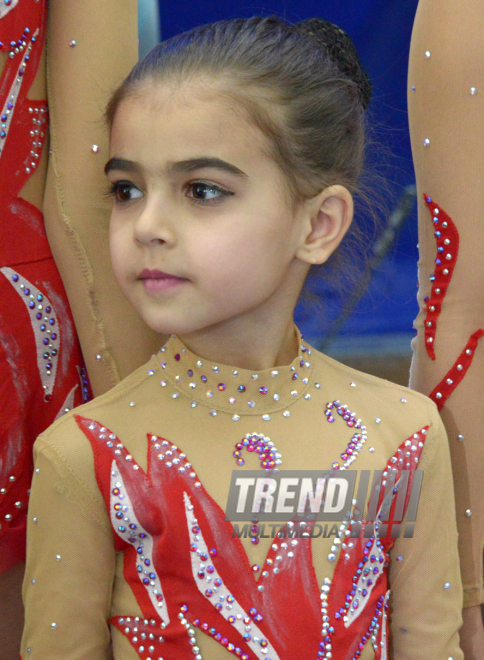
[296,185,354,265]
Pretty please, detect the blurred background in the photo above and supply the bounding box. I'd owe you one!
[140,0,420,385]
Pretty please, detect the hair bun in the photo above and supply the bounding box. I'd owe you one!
[295,18,372,110]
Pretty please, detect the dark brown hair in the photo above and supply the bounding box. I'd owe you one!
[106,16,369,202]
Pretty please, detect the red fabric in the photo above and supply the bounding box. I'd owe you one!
[421,196,484,411]
[422,195,460,360]
[429,329,484,411]
[76,414,427,660]
[0,0,90,572]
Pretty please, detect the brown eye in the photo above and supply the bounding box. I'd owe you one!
[117,184,133,201]
[111,181,143,203]
[192,183,221,200]
[186,181,233,204]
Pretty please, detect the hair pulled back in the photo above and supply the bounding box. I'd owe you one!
[106,16,370,201]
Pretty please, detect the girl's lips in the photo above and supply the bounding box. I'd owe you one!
[139,269,188,292]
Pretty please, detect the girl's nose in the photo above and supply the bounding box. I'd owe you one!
[133,201,176,247]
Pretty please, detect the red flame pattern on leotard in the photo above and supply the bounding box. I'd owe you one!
[76,414,427,660]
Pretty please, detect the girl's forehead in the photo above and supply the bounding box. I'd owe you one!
[111,83,272,165]
[118,81,242,130]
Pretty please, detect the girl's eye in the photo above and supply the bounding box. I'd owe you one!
[109,181,143,204]
[186,181,233,204]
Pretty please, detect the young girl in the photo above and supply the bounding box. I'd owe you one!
[21,16,463,659]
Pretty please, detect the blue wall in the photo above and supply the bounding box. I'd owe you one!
[158,1,420,347]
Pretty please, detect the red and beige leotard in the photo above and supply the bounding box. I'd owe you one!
[22,332,463,659]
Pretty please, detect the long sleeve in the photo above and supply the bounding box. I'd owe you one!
[389,402,463,658]
[21,437,116,659]
[44,0,162,397]
[408,0,484,608]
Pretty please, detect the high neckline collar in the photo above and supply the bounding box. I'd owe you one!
[158,328,314,418]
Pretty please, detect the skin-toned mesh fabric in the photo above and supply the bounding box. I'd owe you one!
[44,0,162,398]
[408,0,484,609]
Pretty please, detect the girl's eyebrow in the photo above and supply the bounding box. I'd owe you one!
[104,156,248,179]
[167,157,248,179]
[104,157,142,176]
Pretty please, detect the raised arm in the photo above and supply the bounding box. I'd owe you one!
[44,0,162,397]
[408,1,484,655]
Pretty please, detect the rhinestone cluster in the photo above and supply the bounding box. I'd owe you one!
[158,335,314,420]
[1,267,59,400]
[0,28,41,161]
[233,433,281,470]
[325,401,367,470]
[422,197,459,360]
[94,423,168,617]
[112,616,165,659]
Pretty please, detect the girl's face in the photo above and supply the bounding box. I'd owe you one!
[107,82,311,339]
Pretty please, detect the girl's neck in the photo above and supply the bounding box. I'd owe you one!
[178,315,300,372]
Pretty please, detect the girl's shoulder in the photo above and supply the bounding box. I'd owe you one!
[310,347,445,465]
[35,353,161,470]
[312,346,435,413]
